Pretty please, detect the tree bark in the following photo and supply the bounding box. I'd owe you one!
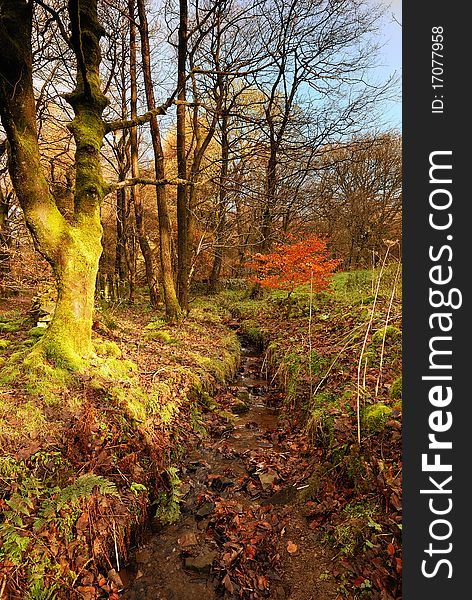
[129,0,160,308]
[176,0,189,312]
[136,0,181,321]
[208,111,229,294]
[0,0,107,368]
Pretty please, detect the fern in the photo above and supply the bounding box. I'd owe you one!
[37,474,118,519]
[26,579,58,600]
[154,467,182,525]
[0,523,32,564]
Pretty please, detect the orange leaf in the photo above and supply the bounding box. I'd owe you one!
[223,574,234,593]
[395,557,402,574]
[387,542,395,556]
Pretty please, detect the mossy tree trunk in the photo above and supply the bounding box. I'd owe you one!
[0,0,108,369]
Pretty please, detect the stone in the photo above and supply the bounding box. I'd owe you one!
[107,568,124,589]
[231,400,249,414]
[259,473,276,491]
[184,551,218,573]
[195,502,215,518]
[177,532,198,547]
[135,547,152,564]
[262,486,297,506]
[236,390,250,402]
[210,476,234,491]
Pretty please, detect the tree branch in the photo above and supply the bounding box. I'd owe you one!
[105,177,193,195]
[104,93,175,133]
[33,0,72,48]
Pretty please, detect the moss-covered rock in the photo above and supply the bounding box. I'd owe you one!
[231,399,250,414]
[27,326,47,338]
[93,339,121,358]
[362,403,392,433]
[145,330,174,343]
[240,319,264,345]
[145,318,167,330]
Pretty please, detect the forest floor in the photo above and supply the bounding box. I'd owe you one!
[0,271,402,600]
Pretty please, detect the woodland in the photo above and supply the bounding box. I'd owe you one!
[0,1,402,599]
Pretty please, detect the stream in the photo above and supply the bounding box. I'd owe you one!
[120,334,282,600]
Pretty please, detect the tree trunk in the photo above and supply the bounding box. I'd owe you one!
[176,0,189,312]
[208,112,229,294]
[0,0,107,368]
[136,0,181,321]
[0,187,12,296]
[129,0,160,309]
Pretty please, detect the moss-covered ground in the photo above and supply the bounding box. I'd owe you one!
[0,295,239,599]
[214,267,402,599]
[0,269,401,599]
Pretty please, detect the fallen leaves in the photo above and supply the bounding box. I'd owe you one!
[286,541,298,554]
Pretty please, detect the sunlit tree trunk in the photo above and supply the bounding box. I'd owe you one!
[129,0,160,308]
[0,0,107,368]
[136,0,181,321]
[176,0,189,312]
[208,112,229,294]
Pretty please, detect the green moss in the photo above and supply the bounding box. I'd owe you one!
[0,339,11,350]
[333,502,381,556]
[95,357,137,380]
[27,327,47,338]
[145,330,174,343]
[93,339,121,358]
[371,325,402,345]
[390,376,402,400]
[362,403,392,433]
[199,391,219,411]
[0,320,23,333]
[240,319,264,345]
[145,319,167,330]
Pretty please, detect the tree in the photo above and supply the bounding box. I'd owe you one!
[247,234,340,297]
[0,0,108,368]
[136,0,181,320]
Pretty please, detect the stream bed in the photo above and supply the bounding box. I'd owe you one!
[120,334,284,599]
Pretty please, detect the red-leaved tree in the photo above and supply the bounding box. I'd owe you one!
[247,235,340,296]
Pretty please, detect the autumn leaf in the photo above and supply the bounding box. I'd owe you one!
[223,573,234,593]
[287,541,298,554]
[387,543,395,556]
[395,557,402,574]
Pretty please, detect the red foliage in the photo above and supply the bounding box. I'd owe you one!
[247,235,340,294]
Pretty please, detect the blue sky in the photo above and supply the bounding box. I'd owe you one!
[376,0,402,130]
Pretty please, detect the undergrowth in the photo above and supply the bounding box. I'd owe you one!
[0,296,240,599]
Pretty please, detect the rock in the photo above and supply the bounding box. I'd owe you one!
[184,551,218,573]
[107,568,124,589]
[259,473,276,491]
[195,502,215,518]
[236,390,250,402]
[231,400,249,414]
[210,476,234,491]
[177,532,198,547]
[262,486,297,506]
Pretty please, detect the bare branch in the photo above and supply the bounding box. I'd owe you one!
[104,94,175,133]
[105,177,193,195]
